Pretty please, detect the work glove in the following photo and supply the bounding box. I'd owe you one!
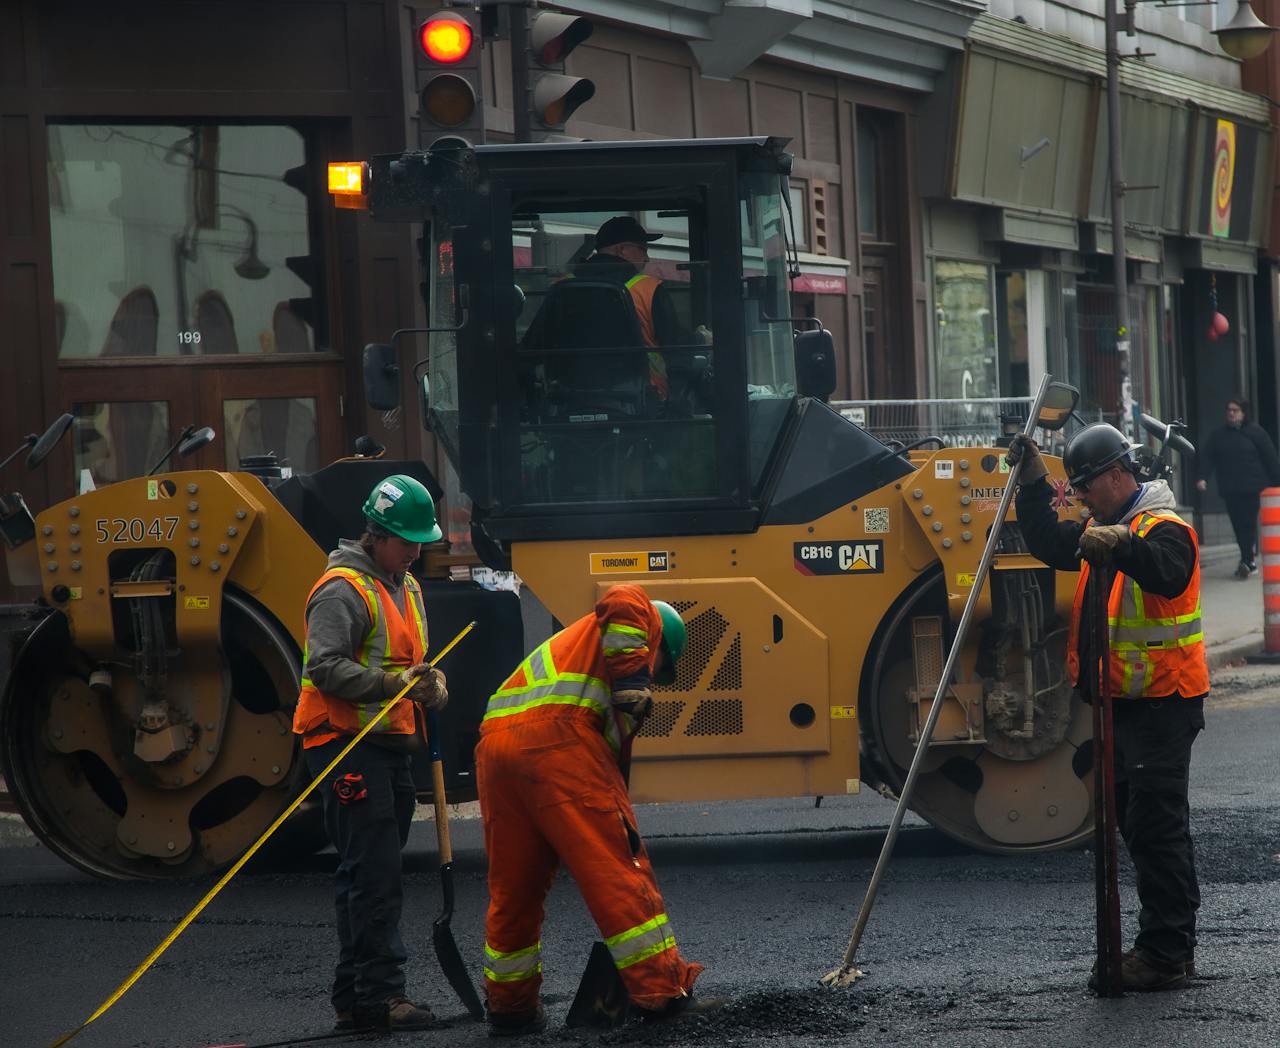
[1005,434,1048,484]
[1077,524,1131,566]
[384,664,448,710]
[612,688,653,721]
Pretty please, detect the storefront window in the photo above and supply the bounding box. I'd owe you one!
[934,260,997,399]
[48,124,317,358]
[73,401,170,487]
[222,397,319,475]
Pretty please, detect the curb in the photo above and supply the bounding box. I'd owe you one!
[1207,633,1264,671]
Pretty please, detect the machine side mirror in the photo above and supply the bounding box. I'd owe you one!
[364,342,400,411]
[419,373,431,429]
[27,413,74,469]
[1036,382,1079,431]
[1139,412,1196,456]
[794,328,837,401]
[178,426,216,458]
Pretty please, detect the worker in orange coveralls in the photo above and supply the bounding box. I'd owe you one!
[476,583,714,1036]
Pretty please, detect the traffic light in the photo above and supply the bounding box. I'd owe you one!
[525,10,594,138]
[414,8,484,148]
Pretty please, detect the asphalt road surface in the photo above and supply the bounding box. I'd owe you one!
[5,666,1280,1048]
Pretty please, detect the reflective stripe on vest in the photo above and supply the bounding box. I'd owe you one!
[605,913,677,970]
[601,621,648,659]
[1067,510,1208,700]
[484,941,542,984]
[294,568,426,740]
[483,636,629,753]
[625,273,669,398]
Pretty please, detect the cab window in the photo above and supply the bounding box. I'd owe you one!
[510,198,717,505]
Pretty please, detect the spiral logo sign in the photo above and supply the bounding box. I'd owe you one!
[1211,118,1236,239]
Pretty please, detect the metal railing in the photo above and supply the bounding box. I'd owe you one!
[830,397,1040,449]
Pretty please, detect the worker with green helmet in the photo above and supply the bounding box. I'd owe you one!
[476,584,717,1037]
[292,473,448,1033]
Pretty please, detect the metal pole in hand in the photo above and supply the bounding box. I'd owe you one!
[1092,564,1124,996]
[821,374,1056,988]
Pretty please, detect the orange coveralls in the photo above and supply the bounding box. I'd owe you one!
[476,584,702,1015]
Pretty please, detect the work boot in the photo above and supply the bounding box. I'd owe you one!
[639,994,728,1023]
[353,996,444,1032]
[487,1003,548,1038]
[1120,951,1189,992]
[1089,950,1194,991]
[333,1010,356,1033]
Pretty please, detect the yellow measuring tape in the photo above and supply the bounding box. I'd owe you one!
[47,620,477,1048]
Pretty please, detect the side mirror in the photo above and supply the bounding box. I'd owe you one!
[794,328,837,401]
[363,342,400,411]
[1139,412,1196,456]
[27,413,74,469]
[1036,381,1079,431]
[179,426,216,457]
[419,373,431,429]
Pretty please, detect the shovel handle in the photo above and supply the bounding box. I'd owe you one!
[424,711,453,865]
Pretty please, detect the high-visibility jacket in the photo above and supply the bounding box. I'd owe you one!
[1067,510,1208,700]
[293,566,427,748]
[481,583,661,755]
[624,273,669,399]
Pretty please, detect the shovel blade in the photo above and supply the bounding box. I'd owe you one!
[433,919,485,1019]
[565,941,630,1030]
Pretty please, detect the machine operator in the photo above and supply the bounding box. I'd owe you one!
[475,583,718,1035]
[292,475,450,1032]
[1008,424,1207,992]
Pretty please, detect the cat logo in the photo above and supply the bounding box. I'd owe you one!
[590,551,672,574]
[794,540,885,576]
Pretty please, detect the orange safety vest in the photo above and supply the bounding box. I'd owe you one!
[624,273,669,399]
[482,584,661,754]
[293,566,428,748]
[1067,510,1209,700]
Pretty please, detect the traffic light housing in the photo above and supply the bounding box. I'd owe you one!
[525,10,594,138]
[414,8,484,148]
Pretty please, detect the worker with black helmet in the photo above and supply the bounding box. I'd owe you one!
[1008,424,1207,992]
[293,474,450,1032]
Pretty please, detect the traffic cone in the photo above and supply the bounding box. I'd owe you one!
[1248,487,1280,663]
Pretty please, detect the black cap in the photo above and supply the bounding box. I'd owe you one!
[594,216,662,250]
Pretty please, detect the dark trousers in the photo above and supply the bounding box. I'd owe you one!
[1222,491,1261,566]
[1112,699,1204,967]
[305,738,417,1012]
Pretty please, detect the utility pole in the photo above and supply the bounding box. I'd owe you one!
[1105,0,1134,434]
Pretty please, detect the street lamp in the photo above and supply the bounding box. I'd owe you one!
[1215,1,1278,61]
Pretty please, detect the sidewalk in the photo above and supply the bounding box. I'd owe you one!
[1199,543,1266,670]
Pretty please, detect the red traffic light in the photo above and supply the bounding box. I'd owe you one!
[419,14,473,63]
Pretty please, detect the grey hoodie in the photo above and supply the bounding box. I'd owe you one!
[304,538,410,704]
[1115,478,1178,526]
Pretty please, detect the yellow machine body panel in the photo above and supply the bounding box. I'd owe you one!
[514,447,1085,821]
[34,470,325,656]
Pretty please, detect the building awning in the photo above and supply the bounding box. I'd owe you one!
[942,16,1273,255]
[552,0,985,91]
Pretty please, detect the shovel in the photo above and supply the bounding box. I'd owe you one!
[423,709,486,1020]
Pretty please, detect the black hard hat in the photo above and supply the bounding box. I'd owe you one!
[1063,423,1136,488]
[595,216,662,249]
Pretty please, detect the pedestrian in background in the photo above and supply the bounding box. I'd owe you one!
[1008,424,1207,992]
[476,583,713,1036]
[1195,397,1280,578]
[293,475,450,1033]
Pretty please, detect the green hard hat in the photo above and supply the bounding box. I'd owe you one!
[361,474,442,543]
[652,601,686,686]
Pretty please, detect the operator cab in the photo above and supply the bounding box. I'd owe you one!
[357,137,908,547]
